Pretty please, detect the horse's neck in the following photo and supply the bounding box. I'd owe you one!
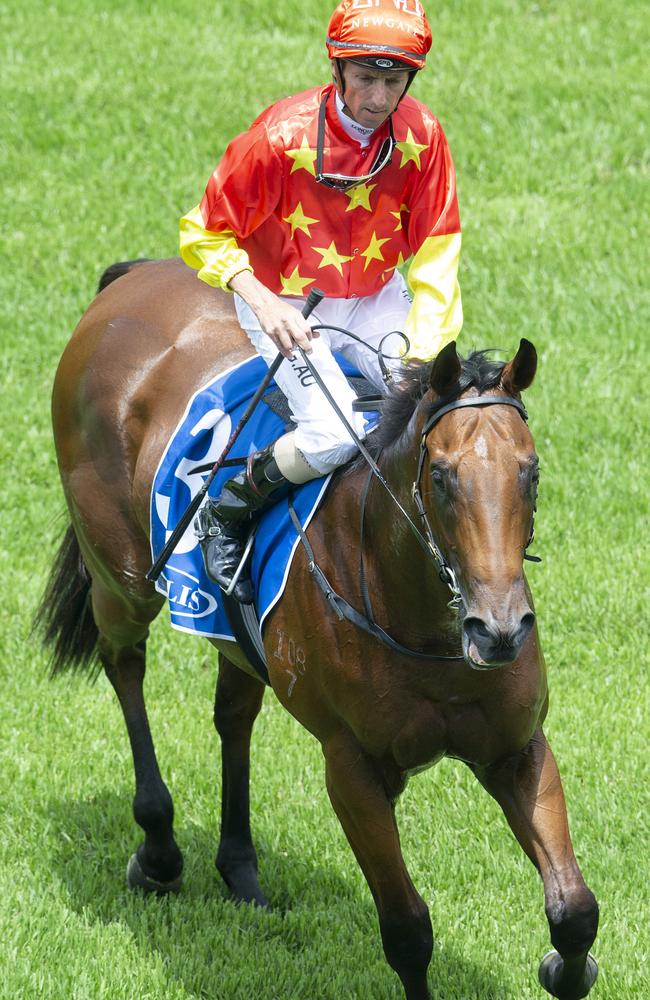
[342,444,461,652]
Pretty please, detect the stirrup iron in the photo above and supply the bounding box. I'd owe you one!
[224,527,257,598]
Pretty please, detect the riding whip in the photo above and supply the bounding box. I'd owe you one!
[146,287,325,582]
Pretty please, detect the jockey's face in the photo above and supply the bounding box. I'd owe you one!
[333,62,410,128]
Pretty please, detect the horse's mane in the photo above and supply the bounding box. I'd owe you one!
[347,350,506,470]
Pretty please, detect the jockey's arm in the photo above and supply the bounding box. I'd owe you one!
[180,207,314,359]
[401,118,463,363]
[403,232,463,362]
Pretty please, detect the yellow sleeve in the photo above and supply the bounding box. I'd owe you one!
[179,204,253,291]
[403,232,463,361]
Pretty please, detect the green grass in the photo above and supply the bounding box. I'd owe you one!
[1,0,648,997]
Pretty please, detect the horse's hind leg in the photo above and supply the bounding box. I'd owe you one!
[213,653,268,906]
[93,584,184,893]
[472,728,599,1000]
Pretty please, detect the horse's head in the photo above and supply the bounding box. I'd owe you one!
[420,339,538,670]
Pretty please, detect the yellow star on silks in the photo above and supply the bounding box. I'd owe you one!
[285,136,317,176]
[361,231,391,272]
[389,204,410,231]
[396,128,428,170]
[279,265,315,296]
[383,250,407,277]
[313,241,353,276]
[283,202,319,238]
[344,182,376,213]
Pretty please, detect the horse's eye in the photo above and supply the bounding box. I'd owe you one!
[430,466,446,490]
[519,459,539,495]
[526,463,540,508]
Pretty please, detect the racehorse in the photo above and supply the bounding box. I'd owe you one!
[35,258,599,1000]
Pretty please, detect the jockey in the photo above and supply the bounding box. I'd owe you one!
[180,0,462,603]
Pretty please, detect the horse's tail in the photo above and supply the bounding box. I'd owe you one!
[32,523,100,678]
[97,258,151,293]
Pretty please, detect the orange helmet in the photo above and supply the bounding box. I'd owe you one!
[326,0,432,72]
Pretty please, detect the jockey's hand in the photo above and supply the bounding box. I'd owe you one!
[258,297,317,359]
[228,271,318,360]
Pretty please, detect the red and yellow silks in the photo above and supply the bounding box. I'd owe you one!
[180,84,462,360]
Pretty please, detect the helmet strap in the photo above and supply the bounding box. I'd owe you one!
[398,71,417,103]
[335,58,347,100]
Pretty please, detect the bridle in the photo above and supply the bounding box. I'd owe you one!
[291,390,535,662]
[410,393,531,609]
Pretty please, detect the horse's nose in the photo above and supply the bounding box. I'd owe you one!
[462,611,535,669]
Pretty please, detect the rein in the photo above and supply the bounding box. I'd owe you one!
[288,494,461,661]
[289,344,448,567]
[310,324,407,385]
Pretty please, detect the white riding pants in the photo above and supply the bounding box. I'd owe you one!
[234,271,411,474]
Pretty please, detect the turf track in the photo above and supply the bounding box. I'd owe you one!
[1,1,648,997]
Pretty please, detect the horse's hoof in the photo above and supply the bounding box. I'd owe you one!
[538,950,598,999]
[126,852,183,895]
[217,859,270,909]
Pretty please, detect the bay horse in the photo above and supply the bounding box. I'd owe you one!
[36,257,599,1000]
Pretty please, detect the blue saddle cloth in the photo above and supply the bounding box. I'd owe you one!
[150,354,371,640]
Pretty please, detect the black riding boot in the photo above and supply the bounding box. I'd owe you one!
[195,443,289,604]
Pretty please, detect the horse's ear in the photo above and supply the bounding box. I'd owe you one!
[430,341,462,397]
[501,338,537,395]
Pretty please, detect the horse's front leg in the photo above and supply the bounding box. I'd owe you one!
[213,653,268,906]
[472,728,599,1000]
[324,731,432,1000]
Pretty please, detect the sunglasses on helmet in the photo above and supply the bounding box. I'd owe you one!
[314,92,395,192]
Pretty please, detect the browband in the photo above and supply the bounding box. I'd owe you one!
[422,395,528,437]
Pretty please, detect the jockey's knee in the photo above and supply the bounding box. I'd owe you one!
[304,409,368,473]
[295,433,359,475]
